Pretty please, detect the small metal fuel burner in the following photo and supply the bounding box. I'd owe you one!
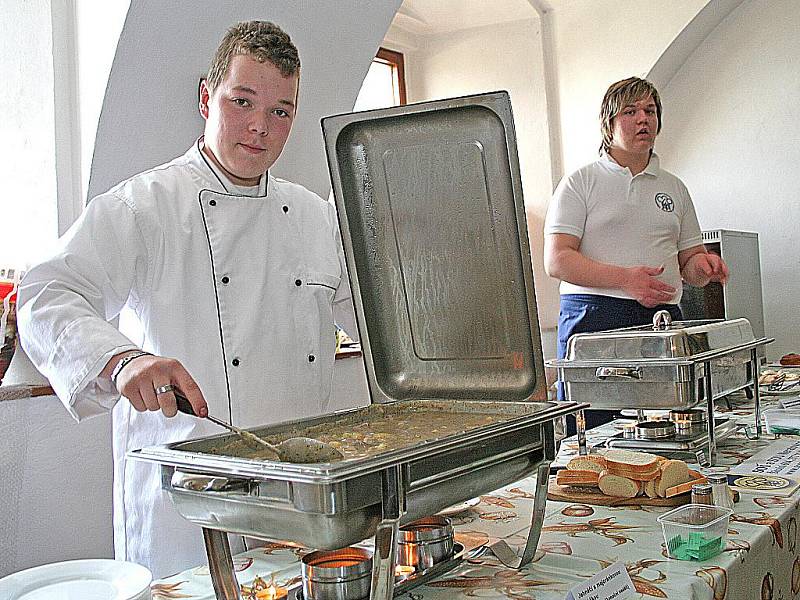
[293,524,466,600]
[634,420,677,440]
[669,409,708,432]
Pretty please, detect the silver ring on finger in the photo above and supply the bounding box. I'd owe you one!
[154,384,176,395]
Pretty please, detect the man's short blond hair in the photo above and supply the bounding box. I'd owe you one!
[599,77,662,153]
[206,21,300,93]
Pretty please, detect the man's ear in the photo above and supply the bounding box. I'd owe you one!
[198,78,210,120]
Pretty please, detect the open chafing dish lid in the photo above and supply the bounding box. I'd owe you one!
[322,92,547,405]
[557,315,764,364]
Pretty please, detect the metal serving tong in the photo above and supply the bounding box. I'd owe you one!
[174,392,344,464]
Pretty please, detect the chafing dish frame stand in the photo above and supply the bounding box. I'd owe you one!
[194,457,554,600]
[203,527,241,600]
[573,344,765,465]
[370,465,405,600]
[487,441,554,567]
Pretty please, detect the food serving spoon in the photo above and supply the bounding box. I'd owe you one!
[174,392,344,464]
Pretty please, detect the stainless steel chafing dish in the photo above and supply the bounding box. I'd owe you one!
[131,92,585,600]
[548,311,772,463]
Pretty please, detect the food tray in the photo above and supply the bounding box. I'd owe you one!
[132,399,580,549]
[548,318,771,409]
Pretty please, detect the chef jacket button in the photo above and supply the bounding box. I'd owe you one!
[232,357,240,367]
[282,205,289,213]
[221,276,230,285]
[209,199,217,206]
[308,354,315,363]
[295,279,302,286]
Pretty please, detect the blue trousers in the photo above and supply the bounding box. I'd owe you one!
[557,294,683,435]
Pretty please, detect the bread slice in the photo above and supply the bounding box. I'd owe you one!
[556,469,600,488]
[566,454,608,473]
[644,477,660,498]
[606,463,661,481]
[598,470,640,498]
[603,449,660,470]
[656,459,691,498]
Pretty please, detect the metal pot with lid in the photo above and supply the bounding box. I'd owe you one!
[548,310,772,463]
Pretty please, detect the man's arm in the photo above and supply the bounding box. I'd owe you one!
[17,193,207,420]
[678,245,729,287]
[544,233,677,308]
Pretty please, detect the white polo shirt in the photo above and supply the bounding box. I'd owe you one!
[544,152,703,303]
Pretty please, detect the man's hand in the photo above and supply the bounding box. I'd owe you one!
[104,351,208,418]
[545,234,678,308]
[621,265,677,308]
[681,252,729,287]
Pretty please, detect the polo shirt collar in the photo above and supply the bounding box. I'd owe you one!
[600,150,661,177]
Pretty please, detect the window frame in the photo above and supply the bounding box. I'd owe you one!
[375,47,407,106]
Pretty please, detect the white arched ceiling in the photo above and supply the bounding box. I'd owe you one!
[650,0,799,359]
[88,0,402,201]
[646,0,746,89]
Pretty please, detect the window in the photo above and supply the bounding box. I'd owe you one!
[1,2,59,272]
[1,1,83,274]
[354,48,407,111]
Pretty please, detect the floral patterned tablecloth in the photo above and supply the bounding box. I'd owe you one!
[152,393,800,600]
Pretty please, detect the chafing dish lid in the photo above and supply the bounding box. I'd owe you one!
[323,92,546,404]
[563,318,757,362]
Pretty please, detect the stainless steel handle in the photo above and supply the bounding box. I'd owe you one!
[652,309,673,330]
[171,471,250,493]
[595,366,642,380]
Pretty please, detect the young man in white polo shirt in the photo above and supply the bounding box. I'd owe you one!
[544,76,728,431]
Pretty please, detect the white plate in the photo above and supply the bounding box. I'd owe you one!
[0,559,152,600]
[438,497,480,516]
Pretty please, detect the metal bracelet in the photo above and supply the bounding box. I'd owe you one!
[110,351,151,387]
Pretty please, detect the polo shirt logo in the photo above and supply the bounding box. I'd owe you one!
[655,193,674,212]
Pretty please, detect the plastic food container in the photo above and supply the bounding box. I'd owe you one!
[657,504,732,561]
[763,408,800,435]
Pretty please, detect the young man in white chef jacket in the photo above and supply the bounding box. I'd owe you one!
[17,21,353,578]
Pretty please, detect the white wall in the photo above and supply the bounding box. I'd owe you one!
[383,2,709,337]
[0,396,113,577]
[549,0,708,175]
[75,1,130,202]
[656,0,800,360]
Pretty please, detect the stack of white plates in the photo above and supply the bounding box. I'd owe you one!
[0,559,152,600]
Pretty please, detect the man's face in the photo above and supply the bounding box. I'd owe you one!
[610,95,659,155]
[199,54,298,185]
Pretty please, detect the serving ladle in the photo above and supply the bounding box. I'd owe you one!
[174,392,344,464]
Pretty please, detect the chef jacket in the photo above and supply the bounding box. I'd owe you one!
[17,140,354,578]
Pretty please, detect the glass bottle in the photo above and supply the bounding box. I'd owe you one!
[691,483,714,505]
[707,474,734,509]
